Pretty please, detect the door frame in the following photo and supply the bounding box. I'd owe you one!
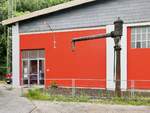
[22,58,45,86]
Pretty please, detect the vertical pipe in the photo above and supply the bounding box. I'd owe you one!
[115,45,121,97]
[114,18,123,97]
[28,60,30,87]
[37,60,39,85]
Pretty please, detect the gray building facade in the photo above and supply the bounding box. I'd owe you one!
[19,0,150,33]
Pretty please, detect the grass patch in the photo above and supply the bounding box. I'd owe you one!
[48,95,90,102]
[25,88,150,106]
[0,81,6,84]
[92,97,150,106]
[26,89,50,100]
[26,88,90,102]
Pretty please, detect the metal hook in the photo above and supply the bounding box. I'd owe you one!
[71,41,76,52]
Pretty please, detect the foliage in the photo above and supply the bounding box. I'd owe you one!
[0,80,6,84]
[26,88,50,100]
[26,88,90,102]
[94,97,150,106]
[0,1,7,79]
[50,81,58,89]
[16,0,72,13]
[26,88,150,106]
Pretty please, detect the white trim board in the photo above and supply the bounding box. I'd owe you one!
[19,26,106,35]
[106,25,115,90]
[126,22,150,27]
[12,22,20,87]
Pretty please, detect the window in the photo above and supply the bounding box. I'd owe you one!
[131,26,150,48]
[22,50,45,59]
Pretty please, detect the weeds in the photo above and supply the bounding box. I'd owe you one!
[26,88,150,106]
[26,88,50,100]
[0,81,6,84]
[26,88,90,102]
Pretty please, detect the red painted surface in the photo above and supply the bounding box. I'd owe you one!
[127,27,150,89]
[20,28,106,88]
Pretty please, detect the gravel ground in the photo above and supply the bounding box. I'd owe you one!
[0,84,35,113]
[32,101,150,113]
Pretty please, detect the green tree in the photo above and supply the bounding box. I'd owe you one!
[15,0,72,16]
[0,0,7,79]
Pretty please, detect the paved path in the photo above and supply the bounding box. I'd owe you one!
[32,101,150,113]
[0,84,35,113]
[0,84,150,113]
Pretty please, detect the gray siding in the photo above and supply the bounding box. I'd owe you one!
[19,0,150,33]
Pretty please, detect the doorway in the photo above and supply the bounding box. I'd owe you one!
[22,50,45,85]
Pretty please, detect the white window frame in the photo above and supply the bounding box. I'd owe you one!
[131,26,150,48]
[126,22,150,49]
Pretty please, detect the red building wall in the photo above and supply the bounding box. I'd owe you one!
[20,28,106,88]
[127,27,150,89]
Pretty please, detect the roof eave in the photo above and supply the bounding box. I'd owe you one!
[2,0,95,26]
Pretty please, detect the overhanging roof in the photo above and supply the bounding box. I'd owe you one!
[1,0,95,25]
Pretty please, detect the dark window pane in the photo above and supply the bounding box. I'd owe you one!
[136,42,141,48]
